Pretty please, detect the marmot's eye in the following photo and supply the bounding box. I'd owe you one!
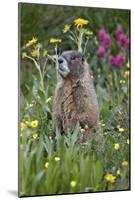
[71,55,76,60]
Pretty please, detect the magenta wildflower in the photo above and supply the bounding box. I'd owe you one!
[98,29,111,50]
[109,53,125,67]
[115,27,124,39]
[96,47,106,57]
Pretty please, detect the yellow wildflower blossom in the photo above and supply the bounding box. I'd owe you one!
[118,128,125,133]
[74,18,89,28]
[105,173,116,183]
[70,180,77,188]
[63,24,71,33]
[30,120,38,128]
[50,38,62,43]
[31,49,39,57]
[82,28,93,36]
[46,97,52,103]
[124,70,130,78]
[114,143,120,150]
[120,80,126,84]
[44,162,49,168]
[26,37,38,47]
[29,103,33,108]
[101,123,105,127]
[20,122,27,130]
[122,160,128,167]
[54,157,60,161]
[32,133,38,139]
[117,169,121,175]
[127,139,130,144]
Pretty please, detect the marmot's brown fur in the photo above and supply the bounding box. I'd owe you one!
[52,50,99,141]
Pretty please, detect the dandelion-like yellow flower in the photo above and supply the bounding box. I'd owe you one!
[120,80,126,84]
[50,38,62,43]
[70,180,77,188]
[74,18,89,29]
[54,157,60,161]
[105,173,116,183]
[127,139,130,144]
[122,160,128,167]
[63,24,71,33]
[32,133,38,139]
[20,122,27,130]
[44,162,49,168]
[46,97,52,103]
[118,128,125,133]
[30,120,38,128]
[31,49,39,57]
[114,143,120,150]
[29,103,33,108]
[26,37,38,47]
[124,70,130,78]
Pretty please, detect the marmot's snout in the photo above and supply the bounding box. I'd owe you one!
[58,56,70,78]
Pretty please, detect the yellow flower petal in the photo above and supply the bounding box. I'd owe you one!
[127,139,130,144]
[114,143,120,150]
[74,18,89,28]
[122,160,128,167]
[105,173,116,183]
[124,70,130,78]
[118,128,125,133]
[30,120,38,128]
[70,180,77,187]
[26,37,38,47]
[54,157,60,161]
[32,133,38,139]
[50,38,62,43]
[44,162,49,168]
[63,24,71,33]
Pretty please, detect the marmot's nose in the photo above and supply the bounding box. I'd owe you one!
[58,58,64,64]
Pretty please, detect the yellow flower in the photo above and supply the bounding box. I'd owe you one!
[20,122,27,130]
[43,49,48,57]
[114,143,120,150]
[118,128,125,133]
[124,70,130,78]
[70,180,77,188]
[63,24,71,33]
[74,18,89,28]
[44,162,49,168]
[50,38,62,43]
[105,173,116,183]
[117,169,121,175]
[30,120,38,128]
[122,160,128,167]
[32,133,38,139]
[126,61,130,68]
[26,37,38,47]
[31,49,39,57]
[46,97,52,103]
[54,157,60,161]
[80,128,85,133]
[127,139,130,144]
[120,80,126,84]
[29,103,33,107]
[101,123,105,127]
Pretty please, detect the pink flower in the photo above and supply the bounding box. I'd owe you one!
[115,53,125,66]
[115,27,124,39]
[98,29,111,50]
[124,38,130,52]
[96,47,106,57]
[109,55,116,66]
[109,53,125,67]
[117,34,128,47]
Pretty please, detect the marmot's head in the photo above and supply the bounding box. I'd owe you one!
[57,50,85,79]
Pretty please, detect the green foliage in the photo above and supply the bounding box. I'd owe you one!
[19,3,130,197]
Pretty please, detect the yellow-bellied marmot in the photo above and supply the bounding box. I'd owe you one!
[52,50,99,141]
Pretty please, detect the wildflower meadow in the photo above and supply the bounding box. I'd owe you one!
[19,3,130,197]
